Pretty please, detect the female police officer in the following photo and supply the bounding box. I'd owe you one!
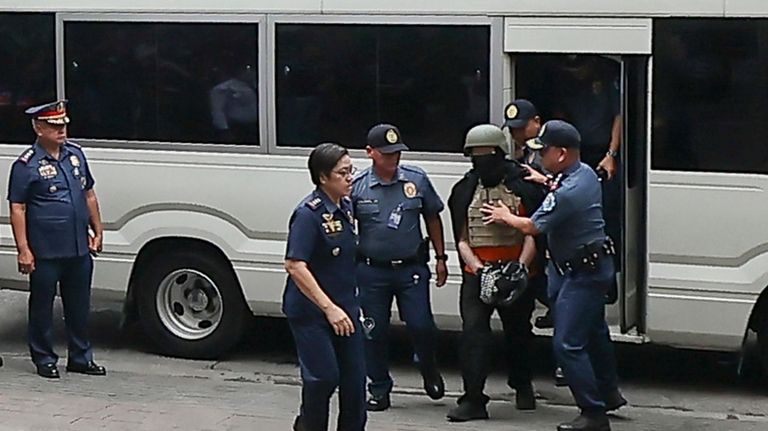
[283,143,366,431]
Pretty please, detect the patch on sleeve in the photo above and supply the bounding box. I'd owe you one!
[18,148,35,164]
[541,192,556,213]
[305,197,323,210]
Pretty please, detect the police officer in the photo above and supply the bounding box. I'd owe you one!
[503,99,555,331]
[283,143,366,431]
[352,124,447,411]
[481,120,626,431]
[7,100,106,379]
[446,124,546,421]
[503,99,544,170]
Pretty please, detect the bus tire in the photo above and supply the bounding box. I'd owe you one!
[757,312,768,376]
[135,249,248,359]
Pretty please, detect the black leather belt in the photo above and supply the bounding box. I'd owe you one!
[553,238,616,276]
[357,254,421,268]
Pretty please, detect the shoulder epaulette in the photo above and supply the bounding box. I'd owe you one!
[64,140,82,149]
[400,164,426,176]
[17,148,35,164]
[305,197,323,211]
[351,169,368,184]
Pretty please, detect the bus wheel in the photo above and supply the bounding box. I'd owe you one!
[758,312,768,375]
[136,249,248,359]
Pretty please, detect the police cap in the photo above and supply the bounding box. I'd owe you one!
[535,120,581,150]
[503,99,537,129]
[25,100,70,125]
[367,124,409,154]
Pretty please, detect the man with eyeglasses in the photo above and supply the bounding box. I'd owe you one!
[351,123,448,412]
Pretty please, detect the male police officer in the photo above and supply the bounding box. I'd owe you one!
[446,124,546,421]
[503,99,555,330]
[8,100,106,379]
[481,120,626,431]
[503,99,544,170]
[352,124,448,411]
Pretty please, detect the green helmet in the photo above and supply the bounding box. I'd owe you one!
[463,124,510,156]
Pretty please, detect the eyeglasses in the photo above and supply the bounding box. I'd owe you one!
[333,166,358,177]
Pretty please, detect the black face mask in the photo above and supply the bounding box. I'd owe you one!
[471,152,506,187]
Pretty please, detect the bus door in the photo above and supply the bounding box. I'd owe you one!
[501,17,651,335]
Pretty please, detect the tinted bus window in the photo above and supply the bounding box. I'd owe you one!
[276,24,490,152]
[653,19,768,174]
[65,22,259,145]
[0,13,56,144]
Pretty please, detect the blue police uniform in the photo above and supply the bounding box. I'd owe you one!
[283,188,366,431]
[531,161,620,417]
[352,163,444,398]
[7,140,96,367]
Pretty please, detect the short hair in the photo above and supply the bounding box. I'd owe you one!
[308,142,349,186]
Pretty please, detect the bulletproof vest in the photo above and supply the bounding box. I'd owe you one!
[467,181,525,247]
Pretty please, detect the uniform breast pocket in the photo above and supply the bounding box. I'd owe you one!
[322,233,355,260]
[401,199,423,213]
[356,202,380,221]
[33,178,68,198]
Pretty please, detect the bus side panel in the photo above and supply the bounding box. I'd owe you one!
[646,288,754,351]
[647,171,768,351]
[0,146,469,326]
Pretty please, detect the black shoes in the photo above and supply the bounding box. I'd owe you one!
[66,360,107,376]
[555,367,568,387]
[36,363,60,379]
[515,383,537,410]
[292,416,305,431]
[366,393,391,412]
[422,370,445,400]
[604,390,628,412]
[557,413,611,431]
[447,400,489,422]
[367,368,443,412]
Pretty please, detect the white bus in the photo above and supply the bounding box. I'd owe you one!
[1,1,767,371]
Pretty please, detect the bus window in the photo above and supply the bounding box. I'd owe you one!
[65,22,260,145]
[0,13,56,144]
[275,24,489,153]
[653,19,768,175]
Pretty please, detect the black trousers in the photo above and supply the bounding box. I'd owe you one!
[458,271,537,403]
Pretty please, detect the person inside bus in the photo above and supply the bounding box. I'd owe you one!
[446,124,546,422]
[209,56,259,144]
[352,124,448,411]
[283,143,366,431]
[551,55,622,303]
[7,100,106,379]
[481,120,627,431]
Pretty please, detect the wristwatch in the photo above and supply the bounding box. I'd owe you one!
[606,149,619,158]
[435,254,449,262]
